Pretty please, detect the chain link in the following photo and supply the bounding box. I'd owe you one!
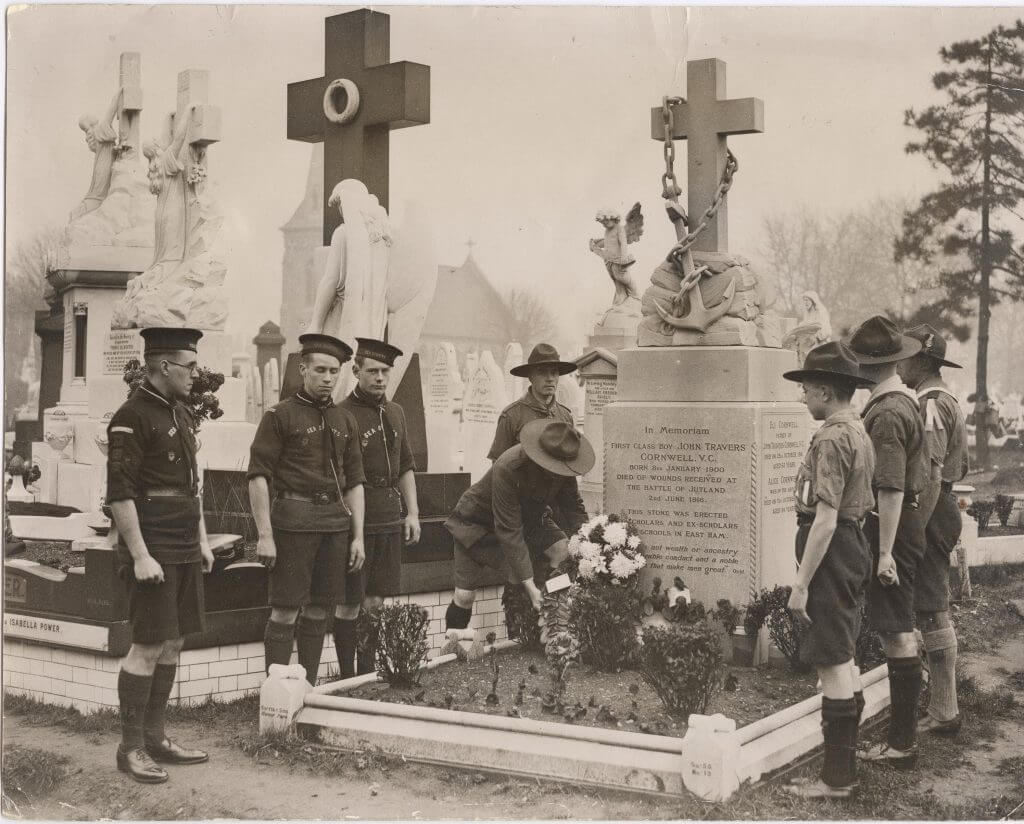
[660,96,740,264]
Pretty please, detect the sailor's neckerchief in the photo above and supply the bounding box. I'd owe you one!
[349,386,395,485]
[138,379,197,494]
[294,389,341,493]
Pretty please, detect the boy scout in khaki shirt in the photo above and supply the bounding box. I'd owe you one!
[334,338,420,677]
[247,334,366,686]
[848,316,929,769]
[899,324,969,736]
[782,341,876,799]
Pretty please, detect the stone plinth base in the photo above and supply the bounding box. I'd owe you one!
[615,346,801,404]
[195,420,257,472]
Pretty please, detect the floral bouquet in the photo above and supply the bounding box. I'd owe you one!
[568,513,646,584]
[566,514,646,670]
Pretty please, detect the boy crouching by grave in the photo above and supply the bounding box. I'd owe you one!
[847,316,929,769]
[106,327,215,784]
[781,341,877,799]
[247,333,366,685]
[334,338,420,677]
[443,420,593,630]
[898,325,969,737]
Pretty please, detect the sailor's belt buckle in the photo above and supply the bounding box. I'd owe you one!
[312,490,334,505]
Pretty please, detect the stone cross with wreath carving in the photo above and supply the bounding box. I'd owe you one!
[650,59,763,254]
[287,9,431,245]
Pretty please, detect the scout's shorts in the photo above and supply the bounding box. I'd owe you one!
[915,489,963,613]
[795,520,872,667]
[447,515,566,590]
[269,528,361,608]
[864,505,926,633]
[363,526,403,598]
[120,560,206,644]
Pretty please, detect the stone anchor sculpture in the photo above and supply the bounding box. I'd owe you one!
[637,200,782,348]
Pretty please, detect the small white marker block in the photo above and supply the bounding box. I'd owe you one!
[545,573,571,593]
[259,663,310,734]
[680,712,740,802]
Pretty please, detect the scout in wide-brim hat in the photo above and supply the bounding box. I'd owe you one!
[845,315,922,365]
[509,343,578,377]
[519,419,595,477]
[299,333,353,363]
[782,340,877,388]
[905,324,962,369]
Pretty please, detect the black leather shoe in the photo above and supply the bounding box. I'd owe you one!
[918,714,961,736]
[145,737,209,765]
[116,745,169,784]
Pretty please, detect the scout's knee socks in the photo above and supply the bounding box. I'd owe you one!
[887,656,923,752]
[333,617,357,679]
[445,601,471,630]
[264,620,294,673]
[143,663,176,744]
[821,697,858,789]
[923,626,959,721]
[118,670,153,751]
[296,616,327,686]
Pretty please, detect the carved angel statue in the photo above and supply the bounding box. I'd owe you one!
[69,88,125,222]
[590,203,644,307]
[782,289,832,362]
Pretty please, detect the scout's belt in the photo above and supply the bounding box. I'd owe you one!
[143,487,194,497]
[278,489,340,505]
[796,512,865,528]
[365,478,398,489]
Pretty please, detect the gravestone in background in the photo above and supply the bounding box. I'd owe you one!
[575,348,618,514]
[461,351,506,481]
[424,342,463,473]
[502,342,524,404]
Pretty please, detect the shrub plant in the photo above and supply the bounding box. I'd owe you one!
[365,603,430,688]
[743,585,811,672]
[994,494,1015,528]
[501,584,542,651]
[967,498,996,532]
[639,621,724,718]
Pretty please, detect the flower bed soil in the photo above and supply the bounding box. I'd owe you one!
[346,645,818,736]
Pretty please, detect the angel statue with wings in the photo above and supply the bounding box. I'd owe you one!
[589,203,644,308]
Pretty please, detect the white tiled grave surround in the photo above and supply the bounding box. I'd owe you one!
[3,587,507,713]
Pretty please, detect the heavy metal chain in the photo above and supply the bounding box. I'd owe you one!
[660,95,739,263]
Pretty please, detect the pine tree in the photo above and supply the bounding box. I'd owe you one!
[895,20,1024,468]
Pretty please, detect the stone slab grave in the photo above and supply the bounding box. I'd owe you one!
[424,342,464,473]
[263,637,891,801]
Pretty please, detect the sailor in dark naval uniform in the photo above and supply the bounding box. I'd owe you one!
[487,343,578,462]
[899,324,970,737]
[247,333,365,686]
[848,316,929,769]
[334,338,420,677]
[444,420,592,629]
[106,327,214,784]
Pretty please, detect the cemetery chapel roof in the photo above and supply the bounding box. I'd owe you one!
[421,252,514,343]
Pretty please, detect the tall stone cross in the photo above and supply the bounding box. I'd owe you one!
[287,8,431,245]
[116,52,143,158]
[650,58,764,253]
[166,70,221,156]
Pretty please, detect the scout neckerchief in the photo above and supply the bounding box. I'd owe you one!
[351,387,394,485]
[916,379,958,434]
[139,380,197,494]
[861,374,919,418]
[295,389,344,499]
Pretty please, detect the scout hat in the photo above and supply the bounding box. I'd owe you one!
[520,419,595,477]
[354,338,403,367]
[845,315,922,364]
[509,343,578,377]
[905,324,962,369]
[299,333,353,364]
[141,327,203,354]
[782,341,877,388]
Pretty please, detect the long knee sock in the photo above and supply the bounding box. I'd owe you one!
[264,620,295,673]
[821,697,858,788]
[296,616,326,686]
[333,617,357,679]
[923,627,959,721]
[143,663,176,743]
[445,601,472,630]
[887,656,923,751]
[118,670,153,751]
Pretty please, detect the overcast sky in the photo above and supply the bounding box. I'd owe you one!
[6,5,1021,349]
